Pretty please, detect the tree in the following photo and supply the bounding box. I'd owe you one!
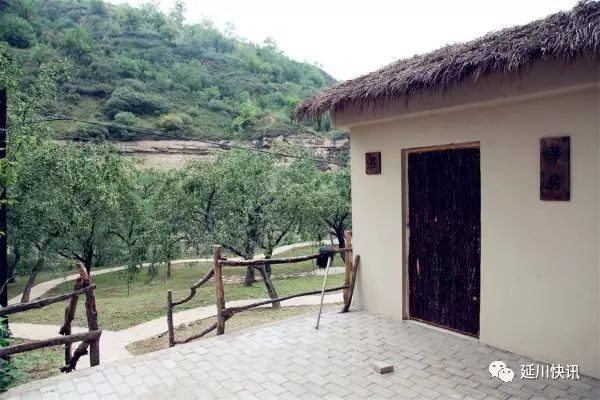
[59,27,94,61]
[0,15,36,49]
[42,143,129,273]
[10,144,64,302]
[258,157,318,274]
[187,150,317,286]
[0,44,68,301]
[108,169,157,292]
[148,170,194,278]
[168,0,186,26]
[232,100,260,132]
[159,24,177,43]
[312,167,352,260]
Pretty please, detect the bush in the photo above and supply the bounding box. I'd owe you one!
[0,317,20,391]
[104,87,166,118]
[119,79,147,92]
[114,112,140,126]
[157,113,191,132]
[0,15,36,48]
[72,123,108,142]
[64,83,113,98]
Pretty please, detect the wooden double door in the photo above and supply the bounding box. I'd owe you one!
[406,145,481,336]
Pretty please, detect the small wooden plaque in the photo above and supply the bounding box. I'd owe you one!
[365,152,381,175]
[540,136,570,201]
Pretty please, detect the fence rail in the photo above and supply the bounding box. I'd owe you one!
[0,263,101,373]
[166,232,359,347]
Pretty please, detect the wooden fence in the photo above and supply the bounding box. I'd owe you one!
[166,231,360,347]
[0,263,101,372]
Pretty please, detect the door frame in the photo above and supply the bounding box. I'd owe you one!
[401,141,481,336]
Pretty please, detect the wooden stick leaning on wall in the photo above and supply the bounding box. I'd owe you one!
[214,245,226,335]
[343,231,353,304]
[342,255,360,313]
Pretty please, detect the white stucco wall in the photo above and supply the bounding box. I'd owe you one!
[344,68,600,378]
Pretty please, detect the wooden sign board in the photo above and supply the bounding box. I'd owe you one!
[540,136,570,201]
[365,152,381,175]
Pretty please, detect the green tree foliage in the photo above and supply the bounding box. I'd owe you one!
[146,170,194,278]
[312,167,352,258]
[58,27,94,60]
[0,318,20,391]
[185,149,323,286]
[0,15,35,49]
[0,0,336,141]
[157,113,190,132]
[113,111,140,126]
[232,100,261,132]
[23,143,130,273]
[104,87,165,118]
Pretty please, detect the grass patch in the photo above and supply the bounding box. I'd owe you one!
[127,303,341,356]
[7,269,71,300]
[7,339,64,389]
[10,263,345,331]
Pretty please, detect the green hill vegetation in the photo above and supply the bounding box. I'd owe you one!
[0,0,336,141]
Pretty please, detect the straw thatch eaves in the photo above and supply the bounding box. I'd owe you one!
[295,1,600,121]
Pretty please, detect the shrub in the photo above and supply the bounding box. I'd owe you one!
[232,100,261,131]
[157,113,190,132]
[64,83,113,98]
[104,87,166,118]
[114,112,140,126]
[0,15,36,49]
[0,317,20,391]
[72,123,108,142]
[119,79,147,92]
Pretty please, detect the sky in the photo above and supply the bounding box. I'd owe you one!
[109,0,579,81]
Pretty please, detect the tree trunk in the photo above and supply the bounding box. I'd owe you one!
[84,248,94,274]
[243,266,255,287]
[264,252,273,276]
[335,227,346,262]
[7,248,19,284]
[20,268,39,304]
[256,266,280,308]
[166,259,172,278]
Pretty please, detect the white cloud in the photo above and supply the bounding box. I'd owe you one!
[107,0,578,80]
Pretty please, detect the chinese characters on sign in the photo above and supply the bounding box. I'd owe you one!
[489,361,580,383]
[540,136,570,201]
[521,363,580,380]
[365,152,381,175]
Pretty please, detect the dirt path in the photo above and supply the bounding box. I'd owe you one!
[9,293,343,364]
[8,240,336,305]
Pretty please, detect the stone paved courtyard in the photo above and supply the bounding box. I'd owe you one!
[3,311,599,399]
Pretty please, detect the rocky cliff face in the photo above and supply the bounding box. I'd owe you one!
[115,134,349,170]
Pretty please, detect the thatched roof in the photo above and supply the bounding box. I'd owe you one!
[295,1,600,121]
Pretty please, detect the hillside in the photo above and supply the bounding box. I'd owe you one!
[0,0,338,142]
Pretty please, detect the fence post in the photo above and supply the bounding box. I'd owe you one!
[81,263,100,366]
[214,245,226,335]
[166,290,175,347]
[343,230,353,304]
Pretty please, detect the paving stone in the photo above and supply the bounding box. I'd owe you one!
[3,311,599,400]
